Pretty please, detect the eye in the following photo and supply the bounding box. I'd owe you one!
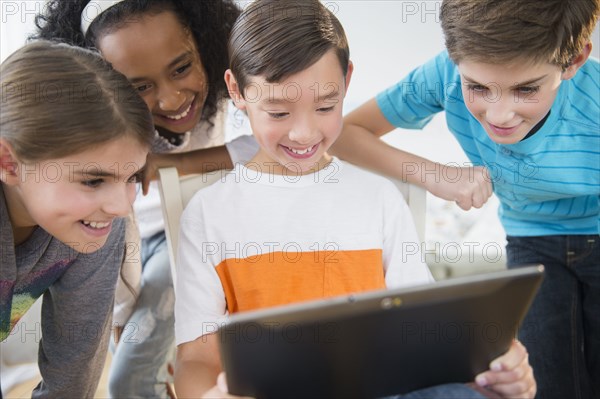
[268,112,289,120]
[134,83,152,94]
[466,84,487,92]
[516,86,540,95]
[82,178,104,188]
[317,106,335,113]
[174,62,192,76]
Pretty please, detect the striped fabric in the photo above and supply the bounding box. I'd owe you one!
[174,158,433,345]
[377,51,600,236]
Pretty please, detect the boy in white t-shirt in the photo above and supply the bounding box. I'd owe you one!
[173,1,535,398]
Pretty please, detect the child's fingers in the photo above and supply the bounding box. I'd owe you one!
[214,373,254,399]
[141,163,157,196]
[216,372,228,393]
[471,166,493,208]
[477,359,536,398]
[453,166,493,210]
[475,340,536,398]
[471,189,487,208]
[493,339,528,370]
[142,174,152,195]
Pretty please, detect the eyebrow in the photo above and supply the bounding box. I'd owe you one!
[128,52,193,84]
[462,74,547,88]
[265,88,341,105]
[73,164,147,179]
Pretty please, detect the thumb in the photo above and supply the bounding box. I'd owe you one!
[217,372,229,393]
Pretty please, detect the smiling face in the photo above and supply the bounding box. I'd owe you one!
[226,51,352,175]
[5,136,147,253]
[457,59,574,144]
[98,11,208,135]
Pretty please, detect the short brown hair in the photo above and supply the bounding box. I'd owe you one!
[441,0,599,68]
[229,0,349,95]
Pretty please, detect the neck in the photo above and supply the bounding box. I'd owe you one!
[1,183,37,245]
[521,110,551,141]
[247,152,334,176]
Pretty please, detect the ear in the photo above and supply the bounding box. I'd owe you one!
[224,69,247,110]
[343,60,354,96]
[0,139,20,186]
[562,42,592,80]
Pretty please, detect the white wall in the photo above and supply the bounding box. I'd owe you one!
[1,1,47,62]
[335,1,456,164]
[333,1,600,163]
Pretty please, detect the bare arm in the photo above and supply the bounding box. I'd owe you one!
[332,99,433,185]
[332,98,492,209]
[174,333,223,398]
[142,146,233,194]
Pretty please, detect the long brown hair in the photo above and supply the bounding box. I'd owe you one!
[1,40,154,162]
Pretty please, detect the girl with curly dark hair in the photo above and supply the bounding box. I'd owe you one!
[33,1,258,397]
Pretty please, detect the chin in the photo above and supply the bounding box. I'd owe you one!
[63,237,108,254]
[156,122,194,135]
[494,134,527,145]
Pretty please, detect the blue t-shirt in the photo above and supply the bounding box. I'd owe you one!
[377,51,600,236]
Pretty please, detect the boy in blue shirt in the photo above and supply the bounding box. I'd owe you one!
[333,1,599,398]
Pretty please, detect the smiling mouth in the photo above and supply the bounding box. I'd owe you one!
[487,122,522,136]
[490,123,516,130]
[286,145,315,155]
[81,220,111,229]
[282,143,321,159]
[165,102,192,120]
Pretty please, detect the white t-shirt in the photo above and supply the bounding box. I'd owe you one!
[175,158,433,345]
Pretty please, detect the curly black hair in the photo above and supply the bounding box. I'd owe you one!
[33,0,240,123]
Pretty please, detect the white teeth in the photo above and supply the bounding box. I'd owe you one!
[82,220,110,229]
[289,145,314,155]
[166,103,192,120]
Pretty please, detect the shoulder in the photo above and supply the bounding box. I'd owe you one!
[417,50,459,80]
[181,169,238,219]
[572,58,600,97]
[335,160,402,196]
[579,57,599,78]
[562,59,600,130]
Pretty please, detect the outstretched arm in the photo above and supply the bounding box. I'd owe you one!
[331,98,492,210]
[142,146,233,194]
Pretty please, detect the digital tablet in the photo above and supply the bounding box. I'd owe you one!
[218,265,544,399]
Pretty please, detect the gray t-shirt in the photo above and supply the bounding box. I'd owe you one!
[0,184,126,398]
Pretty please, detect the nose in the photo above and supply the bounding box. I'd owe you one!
[288,119,318,145]
[102,183,136,217]
[157,83,186,112]
[486,96,516,126]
